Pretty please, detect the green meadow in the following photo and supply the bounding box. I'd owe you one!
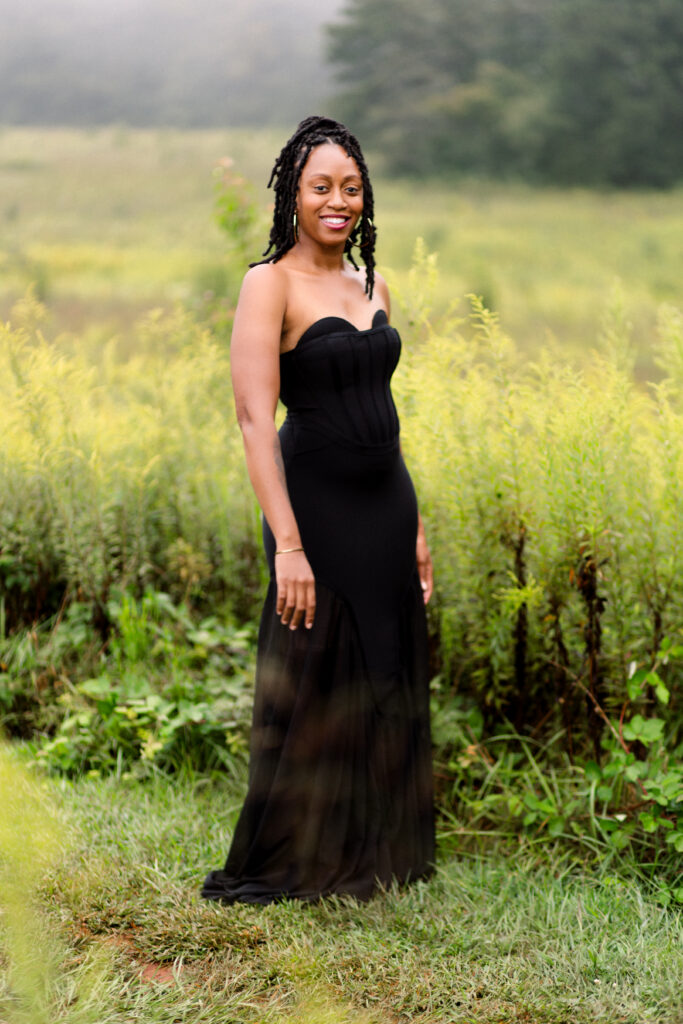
[1,127,681,370]
[2,127,683,1022]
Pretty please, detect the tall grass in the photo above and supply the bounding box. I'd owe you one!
[2,267,682,771]
[0,296,262,631]
[395,249,683,729]
[2,267,683,729]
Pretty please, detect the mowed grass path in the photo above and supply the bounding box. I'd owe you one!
[1,127,681,367]
[4,767,679,1024]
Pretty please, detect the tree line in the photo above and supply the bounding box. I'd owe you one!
[327,0,683,186]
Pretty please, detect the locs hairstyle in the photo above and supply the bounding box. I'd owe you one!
[250,115,377,299]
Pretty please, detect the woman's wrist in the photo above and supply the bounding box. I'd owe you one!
[274,530,302,550]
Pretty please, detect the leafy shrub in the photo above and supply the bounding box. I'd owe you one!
[2,589,255,778]
[431,637,683,902]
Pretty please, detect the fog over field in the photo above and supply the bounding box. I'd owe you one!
[0,0,344,126]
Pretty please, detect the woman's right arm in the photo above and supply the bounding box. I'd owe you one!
[230,265,316,630]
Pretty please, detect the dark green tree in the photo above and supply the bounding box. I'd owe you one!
[327,0,683,186]
[539,0,683,186]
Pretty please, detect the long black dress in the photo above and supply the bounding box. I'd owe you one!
[201,309,434,903]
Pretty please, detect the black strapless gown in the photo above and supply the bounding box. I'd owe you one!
[201,310,434,903]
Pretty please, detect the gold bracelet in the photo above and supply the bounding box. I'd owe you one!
[274,546,304,555]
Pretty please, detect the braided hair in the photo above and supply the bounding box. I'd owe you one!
[251,115,377,299]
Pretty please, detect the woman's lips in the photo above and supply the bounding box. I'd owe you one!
[320,215,351,230]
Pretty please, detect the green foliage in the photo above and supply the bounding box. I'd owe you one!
[196,157,268,337]
[0,743,66,1023]
[212,158,262,265]
[431,638,683,898]
[393,242,683,749]
[2,589,255,777]
[329,0,683,186]
[0,296,264,632]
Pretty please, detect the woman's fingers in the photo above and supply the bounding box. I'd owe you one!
[280,582,297,626]
[421,560,433,604]
[305,580,316,629]
[417,545,434,605]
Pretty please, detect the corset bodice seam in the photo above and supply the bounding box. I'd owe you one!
[281,322,394,360]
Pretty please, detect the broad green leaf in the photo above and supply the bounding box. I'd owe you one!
[639,811,658,833]
[655,682,670,705]
[627,668,649,701]
[625,760,647,782]
[623,714,645,741]
[641,718,665,743]
[608,829,631,850]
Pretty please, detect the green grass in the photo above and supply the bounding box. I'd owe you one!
[3,748,681,1024]
[1,127,681,369]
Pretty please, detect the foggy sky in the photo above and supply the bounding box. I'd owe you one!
[0,0,346,126]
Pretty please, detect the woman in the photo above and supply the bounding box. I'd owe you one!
[201,116,434,904]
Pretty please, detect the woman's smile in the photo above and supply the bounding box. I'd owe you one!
[320,214,352,230]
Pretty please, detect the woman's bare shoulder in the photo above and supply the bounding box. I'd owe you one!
[241,260,287,291]
[238,261,288,313]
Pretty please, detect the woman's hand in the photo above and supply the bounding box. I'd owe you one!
[275,550,316,629]
[416,518,433,605]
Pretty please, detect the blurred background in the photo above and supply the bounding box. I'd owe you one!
[1,0,682,365]
[0,0,340,128]
[3,0,682,183]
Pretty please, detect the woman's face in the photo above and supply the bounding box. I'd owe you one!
[295,142,363,247]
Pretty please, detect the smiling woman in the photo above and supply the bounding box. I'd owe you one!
[201,116,434,905]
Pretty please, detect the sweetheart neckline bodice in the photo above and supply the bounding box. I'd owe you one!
[283,308,389,356]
